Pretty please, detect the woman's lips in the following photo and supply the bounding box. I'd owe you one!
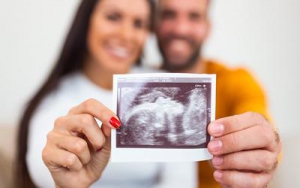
[106,46,131,59]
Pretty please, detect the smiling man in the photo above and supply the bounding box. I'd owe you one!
[155,0,282,187]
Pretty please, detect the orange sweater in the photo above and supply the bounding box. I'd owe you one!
[198,60,269,188]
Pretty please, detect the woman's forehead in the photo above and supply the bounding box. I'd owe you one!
[98,0,150,19]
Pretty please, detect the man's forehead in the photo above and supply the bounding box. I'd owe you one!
[158,0,208,13]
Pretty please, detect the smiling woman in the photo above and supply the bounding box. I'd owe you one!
[14,0,177,187]
[84,0,151,89]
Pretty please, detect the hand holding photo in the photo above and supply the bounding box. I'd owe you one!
[111,73,216,162]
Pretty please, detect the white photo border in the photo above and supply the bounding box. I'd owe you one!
[111,73,216,162]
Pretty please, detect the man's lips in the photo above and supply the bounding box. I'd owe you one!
[166,39,191,56]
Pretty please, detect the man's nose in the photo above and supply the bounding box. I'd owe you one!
[172,17,191,36]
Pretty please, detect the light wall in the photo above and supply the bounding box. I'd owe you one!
[0,0,81,125]
[0,0,299,187]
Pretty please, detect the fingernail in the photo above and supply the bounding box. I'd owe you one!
[109,117,121,129]
[212,156,223,166]
[210,123,224,135]
[209,140,222,152]
[214,170,223,181]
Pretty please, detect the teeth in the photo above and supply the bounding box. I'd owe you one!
[110,47,130,58]
[169,40,190,52]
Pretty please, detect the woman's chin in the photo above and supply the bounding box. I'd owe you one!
[109,61,135,73]
[108,65,131,74]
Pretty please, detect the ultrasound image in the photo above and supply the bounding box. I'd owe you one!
[117,83,210,148]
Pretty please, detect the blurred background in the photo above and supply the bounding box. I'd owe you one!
[0,0,299,187]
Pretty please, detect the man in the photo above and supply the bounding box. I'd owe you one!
[154,0,282,187]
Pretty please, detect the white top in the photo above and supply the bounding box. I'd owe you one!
[27,66,197,188]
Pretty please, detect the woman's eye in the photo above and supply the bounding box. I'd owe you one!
[107,13,121,21]
[134,20,147,29]
[134,21,142,28]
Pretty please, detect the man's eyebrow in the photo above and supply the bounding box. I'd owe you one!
[161,7,174,12]
[159,8,176,17]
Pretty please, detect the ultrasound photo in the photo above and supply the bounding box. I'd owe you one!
[116,81,212,149]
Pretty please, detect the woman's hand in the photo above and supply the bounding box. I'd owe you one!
[42,99,121,188]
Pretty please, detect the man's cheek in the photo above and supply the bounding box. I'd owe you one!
[158,22,175,36]
[194,24,209,40]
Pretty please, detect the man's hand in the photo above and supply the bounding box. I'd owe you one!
[207,112,282,188]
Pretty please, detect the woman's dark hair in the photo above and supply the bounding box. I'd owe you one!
[15,0,155,187]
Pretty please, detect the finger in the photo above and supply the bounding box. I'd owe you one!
[68,99,121,129]
[42,146,82,172]
[213,170,272,188]
[212,150,278,172]
[208,124,277,155]
[208,112,268,137]
[101,123,111,138]
[86,128,111,178]
[89,133,111,173]
[54,114,106,151]
[220,185,230,188]
[48,131,91,165]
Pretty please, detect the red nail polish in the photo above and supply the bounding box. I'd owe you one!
[109,117,121,129]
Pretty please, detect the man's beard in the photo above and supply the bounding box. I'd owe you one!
[158,34,202,72]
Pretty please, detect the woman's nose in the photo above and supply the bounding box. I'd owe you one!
[119,21,135,41]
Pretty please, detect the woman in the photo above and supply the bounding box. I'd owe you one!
[16,0,196,187]
[0,151,13,188]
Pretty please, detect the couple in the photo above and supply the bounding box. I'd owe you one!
[16,0,281,188]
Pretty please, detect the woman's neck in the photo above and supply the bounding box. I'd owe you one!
[83,59,113,90]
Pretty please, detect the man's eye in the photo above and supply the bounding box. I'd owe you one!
[161,11,175,19]
[190,13,202,22]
